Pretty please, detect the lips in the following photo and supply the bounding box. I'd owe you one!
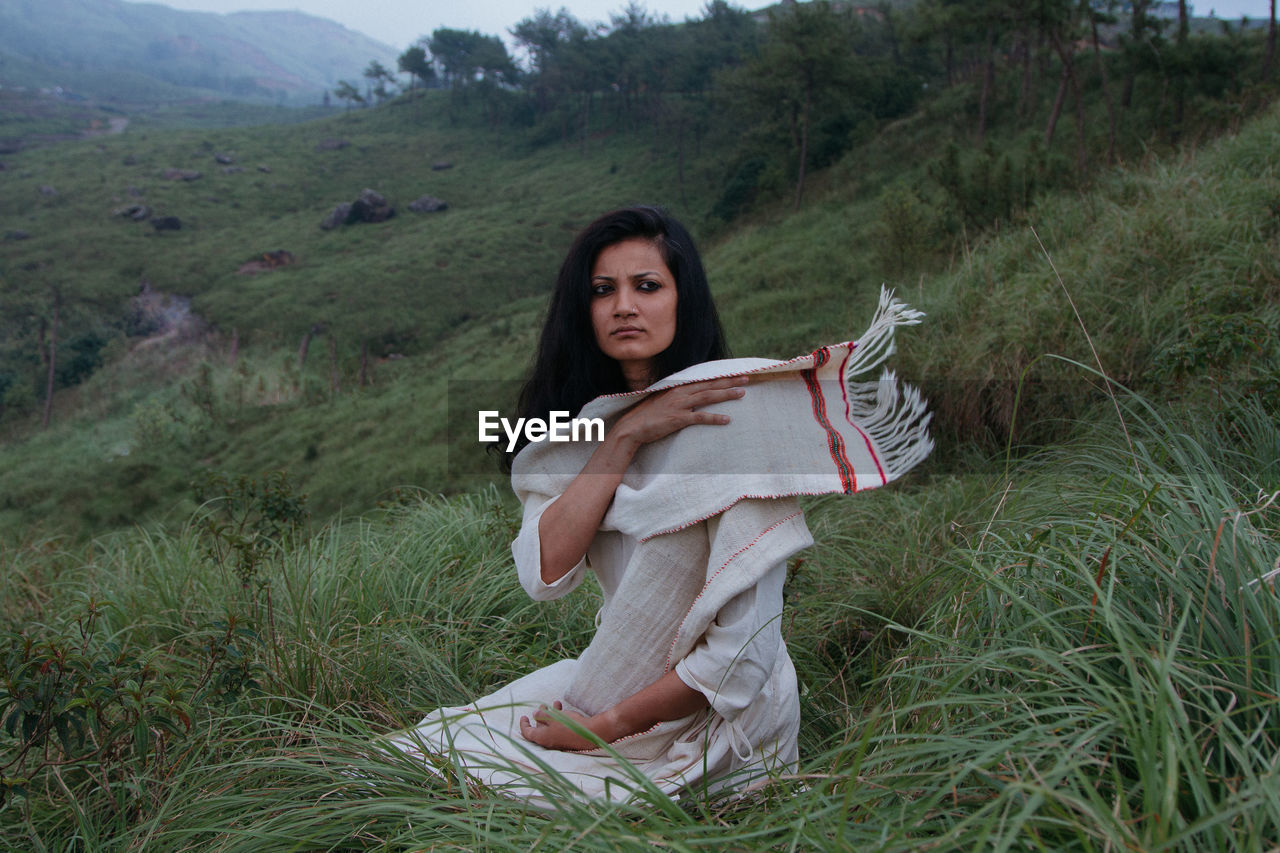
[612,325,643,336]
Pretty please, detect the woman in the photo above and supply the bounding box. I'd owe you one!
[389,206,931,806]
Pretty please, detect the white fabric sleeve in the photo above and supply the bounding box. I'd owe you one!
[674,559,786,722]
[512,494,589,601]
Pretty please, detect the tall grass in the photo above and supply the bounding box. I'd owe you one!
[3,393,1276,849]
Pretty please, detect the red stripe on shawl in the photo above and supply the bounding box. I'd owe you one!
[837,344,888,486]
[802,347,855,492]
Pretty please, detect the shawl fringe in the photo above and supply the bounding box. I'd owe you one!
[841,287,934,485]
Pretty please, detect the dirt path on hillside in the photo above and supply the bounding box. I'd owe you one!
[83,117,129,138]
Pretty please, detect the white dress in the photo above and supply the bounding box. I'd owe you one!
[386,493,807,807]
[388,299,935,807]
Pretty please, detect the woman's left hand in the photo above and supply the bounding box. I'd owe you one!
[519,700,603,751]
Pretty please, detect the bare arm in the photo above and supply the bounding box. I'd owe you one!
[535,375,749,585]
[519,669,708,750]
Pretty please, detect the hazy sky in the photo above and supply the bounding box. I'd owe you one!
[126,0,1276,51]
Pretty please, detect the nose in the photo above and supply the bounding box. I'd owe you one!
[614,288,637,317]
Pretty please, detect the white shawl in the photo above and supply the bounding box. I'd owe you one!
[510,288,932,757]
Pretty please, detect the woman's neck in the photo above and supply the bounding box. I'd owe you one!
[622,362,654,391]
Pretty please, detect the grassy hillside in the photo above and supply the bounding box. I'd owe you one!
[2,71,1279,538]
[0,91,737,536]
[2,4,1279,844]
[1,106,1277,846]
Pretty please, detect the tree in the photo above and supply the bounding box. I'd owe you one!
[511,7,585,75]
[680,1,759,91]
[732,1,859,210]
[428,28,517,88]
[1173,0,1189,138]
[512,8,588,117]
[1040,0,1089,174]
[1266,0,1277,80]
[333,79,365,111]
[603,2,665,119]
[1120,0,1157,109]
[398,45,434,90]
[363,60,395,103]
[1086,0,1120,164]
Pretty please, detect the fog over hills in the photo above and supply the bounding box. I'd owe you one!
[0,0,398,103]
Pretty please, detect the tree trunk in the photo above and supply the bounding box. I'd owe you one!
[360,341,370,387]
[676,111,688,209]
[1050,32,1087,174]
[978,24,997,142]
[793,88,811,212]
[1090,11,1119,164]
[885,7,902,65]
[41,290,60,430]
[1045,61,1070,148]
[1071,57,1087,176]
[1018,30,1034,119]
[1265,0,1276,80]
[1122,0,1150,110]
[1173,0,1188,143]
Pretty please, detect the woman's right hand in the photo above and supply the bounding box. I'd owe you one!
[610,375,749,451]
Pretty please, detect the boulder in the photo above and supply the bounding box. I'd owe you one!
[161,168,202,181]
[152,216,182,231]
[320,189,396,230]
[122,154,137,166]
[316,138,350,151]
[257,164,272,173]
[320,202,352,230]
[431,161,453,171]
[222,166,244,175]
[408,194,448,213]
[237,249,296,275]
[214,153,234,165]
[39,185,57,196]
[349,188,394,223]
[113,203,152,221]
[4,230,31,241]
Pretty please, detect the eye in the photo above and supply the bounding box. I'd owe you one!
[591,282,614,296]
[638,279,662,292]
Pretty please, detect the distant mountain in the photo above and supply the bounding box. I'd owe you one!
[0,0,399,104]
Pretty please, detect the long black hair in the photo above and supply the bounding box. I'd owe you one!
[507,206,729,466]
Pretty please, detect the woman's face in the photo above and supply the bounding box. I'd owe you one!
[590,238,678,389]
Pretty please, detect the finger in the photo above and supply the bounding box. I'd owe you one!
[687,410,730,426]
[689,375,750,392]
[686,386,746,407]
[553,700,563,711]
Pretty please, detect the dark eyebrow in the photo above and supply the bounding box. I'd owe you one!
[591,270,666,283]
